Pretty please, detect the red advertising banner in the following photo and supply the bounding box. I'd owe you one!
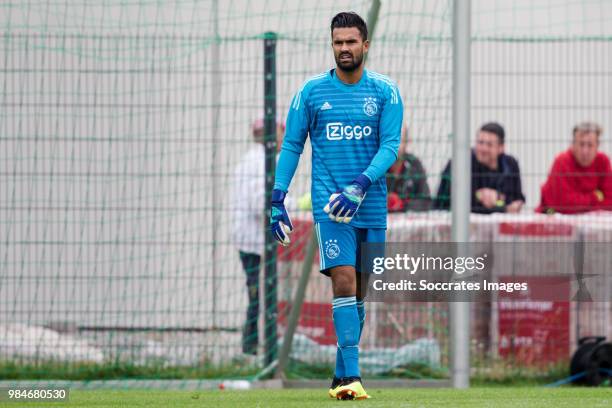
[278,301,335,345]
[497,276,570,364]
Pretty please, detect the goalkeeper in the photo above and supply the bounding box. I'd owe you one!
[270,12,403,400]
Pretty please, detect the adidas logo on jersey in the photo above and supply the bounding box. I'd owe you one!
[320,101,333,111]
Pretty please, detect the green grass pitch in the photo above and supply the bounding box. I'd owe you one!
[1,388,609,408]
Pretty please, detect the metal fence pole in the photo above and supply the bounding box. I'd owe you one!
[364,0,381,65]
[210,0,220,328]
[451,0,471,389]
[263,31,278,368]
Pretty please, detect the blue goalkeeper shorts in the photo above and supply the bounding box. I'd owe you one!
[314,221,386,276]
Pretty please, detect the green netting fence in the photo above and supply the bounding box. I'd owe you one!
[1,0,611,385]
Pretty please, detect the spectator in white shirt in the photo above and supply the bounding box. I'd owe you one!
[229,118,284,355]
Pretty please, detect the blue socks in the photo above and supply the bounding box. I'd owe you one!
[357,299,366,340]
[334,343,345,378]
[332,296,364,379]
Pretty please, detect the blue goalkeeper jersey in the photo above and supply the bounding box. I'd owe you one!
[279,68,403,228]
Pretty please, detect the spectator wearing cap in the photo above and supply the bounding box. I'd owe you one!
[434,122,525,214]
[537,121,612,214]
[228,118,285,356]
[386,125,431,212]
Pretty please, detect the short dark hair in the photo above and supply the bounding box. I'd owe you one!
[479,122,505,144]
[331,12,368,41]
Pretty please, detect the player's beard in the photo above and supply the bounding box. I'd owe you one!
[335,49,364,73]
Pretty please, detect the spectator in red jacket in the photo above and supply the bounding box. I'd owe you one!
[537,121,612,214]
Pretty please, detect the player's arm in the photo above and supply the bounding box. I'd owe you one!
[362,86,404,185]
[324,83,403,222]
[270,91,309,246]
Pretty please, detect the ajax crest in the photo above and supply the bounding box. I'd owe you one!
[363,97,378,116]
[325,239,340,259]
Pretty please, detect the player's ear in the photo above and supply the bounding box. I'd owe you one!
[362,40,370,58]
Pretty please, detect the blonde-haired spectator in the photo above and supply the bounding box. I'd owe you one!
[538,121,612,214]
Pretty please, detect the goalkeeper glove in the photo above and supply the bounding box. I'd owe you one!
[270,189,294,246]
[323,174,371,223]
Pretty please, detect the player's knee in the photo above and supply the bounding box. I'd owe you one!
[331,268,356,297]
[333,283,355,297]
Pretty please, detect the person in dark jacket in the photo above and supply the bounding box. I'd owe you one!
[434,122,525,214]
[386,125,431,212]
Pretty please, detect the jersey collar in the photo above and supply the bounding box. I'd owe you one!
[328,68,367,92]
